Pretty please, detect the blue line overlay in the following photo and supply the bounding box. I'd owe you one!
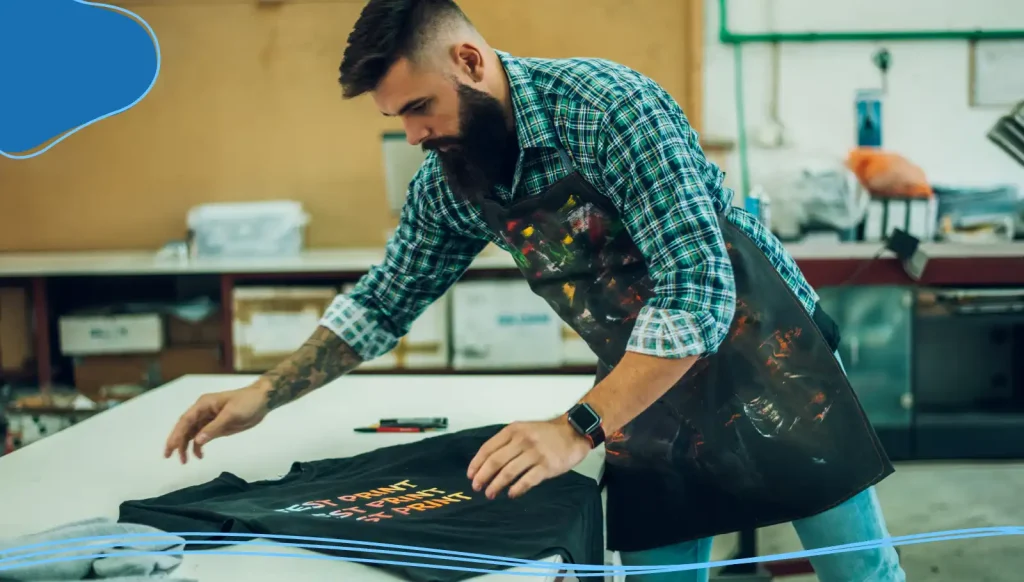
[1,527,1020,576]
[0,0,161,159]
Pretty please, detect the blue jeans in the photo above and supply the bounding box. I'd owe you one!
[618,353,906,582]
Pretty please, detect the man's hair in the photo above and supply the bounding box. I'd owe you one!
[339,0,473,99]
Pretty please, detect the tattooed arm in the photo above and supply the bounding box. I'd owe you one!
[165,159,487,463]
[258,326,365,411]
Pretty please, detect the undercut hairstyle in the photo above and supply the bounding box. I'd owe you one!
[339,0,474,99]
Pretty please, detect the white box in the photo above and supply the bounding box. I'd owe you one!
[342,284,450,370]
[232,286,337,372]
[187,200,309,259]
[561,323,599,366]
[451,280,563,370]
[59,313,164,356]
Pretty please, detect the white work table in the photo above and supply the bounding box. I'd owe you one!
[0,241,1020,277]
[0,374,607,582]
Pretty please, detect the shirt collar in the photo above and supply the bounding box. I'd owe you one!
[495,50,561,151]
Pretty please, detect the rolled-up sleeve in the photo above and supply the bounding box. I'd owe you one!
[597,88,736,359]
[319,161,487,361]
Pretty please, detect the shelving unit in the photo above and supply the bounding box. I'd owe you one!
[1,241,1021,392]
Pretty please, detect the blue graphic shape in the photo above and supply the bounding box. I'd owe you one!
[1,527,1022,577]
[0,0,161,158]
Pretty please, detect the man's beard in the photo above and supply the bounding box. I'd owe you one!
[423,83,518,204]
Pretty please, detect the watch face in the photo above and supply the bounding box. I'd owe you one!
[569,404,601,434]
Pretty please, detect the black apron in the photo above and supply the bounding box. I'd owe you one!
[479,149,893,553]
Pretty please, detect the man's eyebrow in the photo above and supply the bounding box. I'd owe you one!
[383,97,429,117]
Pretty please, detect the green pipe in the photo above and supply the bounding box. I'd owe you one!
[732,43,751,199]
[718,0,1024,44]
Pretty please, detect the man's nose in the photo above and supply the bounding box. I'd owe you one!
[403,120,430,147]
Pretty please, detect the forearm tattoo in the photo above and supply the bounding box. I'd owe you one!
[262,326,363,411]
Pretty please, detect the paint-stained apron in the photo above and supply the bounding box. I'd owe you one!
[478,149,894,553]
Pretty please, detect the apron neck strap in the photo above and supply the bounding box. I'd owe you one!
[555,148,575,175]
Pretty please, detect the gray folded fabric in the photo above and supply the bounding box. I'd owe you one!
[0,518,193,581]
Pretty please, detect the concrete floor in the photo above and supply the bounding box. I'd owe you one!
[706,461,1024,582]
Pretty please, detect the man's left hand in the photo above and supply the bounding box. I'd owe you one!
[467,417,592,500]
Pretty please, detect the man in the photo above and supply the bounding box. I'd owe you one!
[164,1,906,581]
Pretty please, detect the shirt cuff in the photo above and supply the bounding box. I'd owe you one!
[318,294,400,362]
[625,306,727,359]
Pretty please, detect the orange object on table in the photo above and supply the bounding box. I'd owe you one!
[846,148,933,199]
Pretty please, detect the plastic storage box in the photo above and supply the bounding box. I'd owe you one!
[187,200,309,259]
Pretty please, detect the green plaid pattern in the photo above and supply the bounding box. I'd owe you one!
[321,51,818,361]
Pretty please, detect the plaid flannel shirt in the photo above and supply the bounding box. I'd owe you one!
[320,51,819,362]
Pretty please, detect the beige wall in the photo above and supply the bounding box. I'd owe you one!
[0,0,704,252]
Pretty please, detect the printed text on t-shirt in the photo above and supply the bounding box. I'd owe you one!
[273,480,473,523]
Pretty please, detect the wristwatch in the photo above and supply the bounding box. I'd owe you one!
[566,403,605,448]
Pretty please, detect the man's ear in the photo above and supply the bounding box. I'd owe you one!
[452,43,485,83]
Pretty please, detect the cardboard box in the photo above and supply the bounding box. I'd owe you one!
[73,354,157,402]
[341,284,450,371]
[73,346,223,402]
[561,323,599,366]
[159,345,223,382]
[58,312,164,356]
[0,287,33,371]
[168,310,223,346]
[232,286,337,372]
[451,280,563,370]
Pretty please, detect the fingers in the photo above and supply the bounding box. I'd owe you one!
[467,426,513,480]
[164,408,199,463]
[471,440,522,494]
[164,397,214,464]
[508,465,547,499]
[192,411,232,460]
[484,450,535,500]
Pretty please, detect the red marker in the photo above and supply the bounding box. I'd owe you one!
[353,426,438,433]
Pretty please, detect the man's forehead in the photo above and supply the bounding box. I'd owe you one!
[374,58,445,114]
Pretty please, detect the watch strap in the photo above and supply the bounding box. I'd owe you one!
[585,423,606,448]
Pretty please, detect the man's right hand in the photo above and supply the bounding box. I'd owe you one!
[163,380,272,464]
[162,326,365,464]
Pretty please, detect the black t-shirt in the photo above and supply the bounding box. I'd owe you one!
[119,425,604,582]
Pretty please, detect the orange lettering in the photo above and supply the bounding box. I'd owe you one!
[366,500,387,508]
[406,502,429,512]
[338,495,357,502]
[353,492,375,500]
[392,507,412,516]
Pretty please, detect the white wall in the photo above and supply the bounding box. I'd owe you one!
[703,0,1024,197]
